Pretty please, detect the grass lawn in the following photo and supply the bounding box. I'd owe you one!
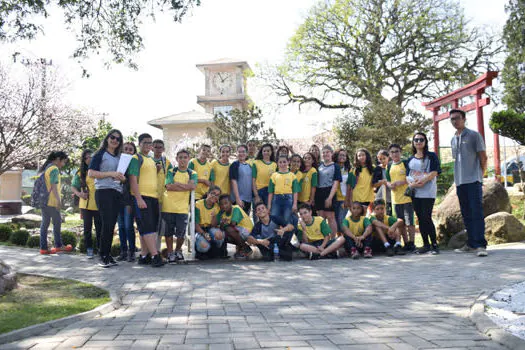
[0,274,110,335]
[62,213,83,230]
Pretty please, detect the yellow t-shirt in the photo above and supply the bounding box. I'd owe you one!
[154,157,171,203]
[195,199,219,227]
[343,214,371,237]
[217,205,253,231]
[252,160,277,190]
[297,216,331,242]
[72,171,97,211]
[268,171,301,195]
[299,167,318,203]
[387,161,411,205]
[162,166,198,214]
[189,158,212,200]
[44,165,61,208]
[210,159,231,195]
[128,153,158,199]
[348,167,374,203]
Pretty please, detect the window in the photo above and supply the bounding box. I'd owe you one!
[213,105,233,116]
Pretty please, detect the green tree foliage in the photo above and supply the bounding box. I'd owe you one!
[82,119,114,152]
[335,98,432,155]
[206,107,279,149]
[501,0,525,113]
[490,110,525,145]
[1,0,201,73]
[270,0,500,110]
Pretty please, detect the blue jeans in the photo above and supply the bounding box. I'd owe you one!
[40,205,62,250]
[271,194,293,224]
[334,201,348,233]
[117,205,136,253]
[195,228,225,253]
[456,181,487,248]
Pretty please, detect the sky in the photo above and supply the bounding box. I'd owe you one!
[0,0,509,146]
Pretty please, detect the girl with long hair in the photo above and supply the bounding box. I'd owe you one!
[333,149,351,233]
[72,149,101,258]
[346,148,375,213]
[88,129,126,268]
[314,145,341,238]
[252,143,277,207]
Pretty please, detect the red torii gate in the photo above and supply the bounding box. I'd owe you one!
[422,71,501,176]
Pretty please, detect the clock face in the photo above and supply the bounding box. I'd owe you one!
[212,72,234,95]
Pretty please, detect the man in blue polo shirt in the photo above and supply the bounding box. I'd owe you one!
[450,109,488,257]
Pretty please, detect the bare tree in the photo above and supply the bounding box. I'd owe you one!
[0,63,95,176]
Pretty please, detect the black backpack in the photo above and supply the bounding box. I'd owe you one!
[31,167,51,208]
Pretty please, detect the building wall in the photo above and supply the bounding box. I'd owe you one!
[162,123,213,160]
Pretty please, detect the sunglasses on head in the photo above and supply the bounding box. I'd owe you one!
[109,135,121,142]
[413,138,425,143]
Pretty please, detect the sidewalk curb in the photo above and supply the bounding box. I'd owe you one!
[469,291,525,350]
[0,288,122,345]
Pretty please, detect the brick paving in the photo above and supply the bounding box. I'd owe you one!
[1,243,525,349]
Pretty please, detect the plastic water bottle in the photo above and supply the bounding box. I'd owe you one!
[273,242,279,260]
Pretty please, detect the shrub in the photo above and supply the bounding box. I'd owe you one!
[0,224,13,242]
[61,230,77,249]
[10,229,30,246]
[21,194,31,206]
[78,235,97,253]
[111,243,121,257]
[26,235,40,248]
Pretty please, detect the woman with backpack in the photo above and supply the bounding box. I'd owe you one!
[72,149,101,259]
[88,129,126,268]
[39,151,72,254]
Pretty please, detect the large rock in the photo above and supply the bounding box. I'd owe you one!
[11,213,42,229]
[436,180,512,244]
[0,259,17,295]
[447,230,468,249]
[484,212,525,245]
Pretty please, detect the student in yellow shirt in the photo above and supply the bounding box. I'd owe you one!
[247,139,258,165]
[296,203,340,260]
[370,199,405,257]
[152,139,170,253]
[39,151,72,255]
[268,156,301,224]
[387,143,415,252]
[116,142,137,262]
[252,143,277,207]
[342,202,374,259]
[189,144,213,200]
[299,152,318,207]
[290,154,305,186]
[210,144,231,195]
[72,149,100,259]
[346,148,375,213]
[128,133,163,267]
[333,149,351,233]
[162,149,197,264]
[217,194,253,259]
[194,186,227,260]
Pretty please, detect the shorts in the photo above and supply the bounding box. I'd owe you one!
[134,196,159,236]
[162,213,188,238]
[394,202,415,226]
[314,187,336,212]
[237,226,251,240]
[303,238,335,248]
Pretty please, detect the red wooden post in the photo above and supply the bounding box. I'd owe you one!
[494,133,501,176]
[433,108,440,156]
[476,90,485,141]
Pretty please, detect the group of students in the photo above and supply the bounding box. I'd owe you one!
[38,129,442,267]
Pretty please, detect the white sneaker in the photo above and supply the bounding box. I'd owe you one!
[455,245,474,253]
[476,247,488,257]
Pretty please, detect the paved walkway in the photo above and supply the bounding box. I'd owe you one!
[2,244,525,350]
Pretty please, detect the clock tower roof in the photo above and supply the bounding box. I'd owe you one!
[196,58,251,74]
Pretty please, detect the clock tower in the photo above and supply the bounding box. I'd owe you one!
[196,58,252,115]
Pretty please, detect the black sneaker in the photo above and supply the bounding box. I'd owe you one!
[417,246,431,255]
[394,245,406,255]
[108,255,118,266]
[137,254,151,265]
[98,256,111,268]
[386,245,394,257]
[175,251,185,264]
[404,242,416,253]
[116,252,127,261]
[152,254,164,267]
[430,244,440,255]
[309,252,320,260]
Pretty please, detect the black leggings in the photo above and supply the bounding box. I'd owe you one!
[81,209,102,251]
[95,189,122,257]
[412,197,437,247]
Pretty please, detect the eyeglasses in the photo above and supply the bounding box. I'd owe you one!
[109,135,121,142]
[142,141,153,145]
[413,138,425,143]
